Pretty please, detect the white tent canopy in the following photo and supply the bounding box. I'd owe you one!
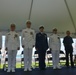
[0,0,76,34]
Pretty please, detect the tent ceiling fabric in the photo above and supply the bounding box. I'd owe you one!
[0,0,76,33]
[0,0,31,31]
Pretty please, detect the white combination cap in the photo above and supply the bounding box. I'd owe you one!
[39,25,44,29]
[26,20,31,24]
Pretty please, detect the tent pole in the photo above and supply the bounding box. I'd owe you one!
[28,0,33,20]
[64,0,76,33]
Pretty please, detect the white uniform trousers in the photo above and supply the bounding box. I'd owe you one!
[52,50,60,68]
[8,50,17,70]
[24,48,32,69]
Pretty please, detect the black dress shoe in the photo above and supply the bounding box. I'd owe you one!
[71,66,75,68]
[40,68,46,70]
[66,65,69,68]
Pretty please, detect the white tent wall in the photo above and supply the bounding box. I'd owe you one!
[0,0,76,37]
[0,31,76,38]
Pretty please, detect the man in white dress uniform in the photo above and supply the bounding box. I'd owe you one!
[21,20,35,71]
[5,24,20,72]
[49,28,61,69]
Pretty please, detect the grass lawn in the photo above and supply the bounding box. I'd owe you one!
[0,61,66,69]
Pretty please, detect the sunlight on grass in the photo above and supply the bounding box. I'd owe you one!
[0,61,66,69]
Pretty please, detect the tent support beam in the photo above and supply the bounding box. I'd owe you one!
[64,0,76,33]
[28,0,33,20]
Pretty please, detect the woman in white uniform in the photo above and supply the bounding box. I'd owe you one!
[5,24,20,72]
[49,28,61,69]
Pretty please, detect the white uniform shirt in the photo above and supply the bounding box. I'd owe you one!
[21,28,35,48]
[5,31,20,50]
[49,34,61,50]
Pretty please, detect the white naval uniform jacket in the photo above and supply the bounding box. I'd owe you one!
[49,34,61,50]
[21,28,35,48]
[0,32,2,48]
[5,31,20,50]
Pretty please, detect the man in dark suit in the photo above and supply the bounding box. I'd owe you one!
[63,31,74,68]
[35,25,48,70]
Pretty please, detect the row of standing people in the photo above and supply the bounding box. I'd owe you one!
[0,20,74,72]
[36,26,74,70]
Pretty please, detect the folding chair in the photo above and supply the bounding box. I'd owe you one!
[34,50,39,68]
[21,51,24,68]
[0,51,1,69]
[74,55,76,65]
[3,52,8,71]
[59,50,66,65]
[46,50,52,67]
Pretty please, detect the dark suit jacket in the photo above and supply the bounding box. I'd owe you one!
[63,36,73,52]
[35,32,48,51]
